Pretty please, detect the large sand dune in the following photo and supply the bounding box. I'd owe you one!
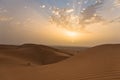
[0,44,70,66]
[0,44,120,80]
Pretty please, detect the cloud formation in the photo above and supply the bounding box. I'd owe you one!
[50,0,105,31]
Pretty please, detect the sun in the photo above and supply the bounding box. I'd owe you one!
[64,30,79,37]
[66,31,78,37]
[62,30,80,43]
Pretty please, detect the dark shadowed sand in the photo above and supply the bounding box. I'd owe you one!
[0,44,120,80]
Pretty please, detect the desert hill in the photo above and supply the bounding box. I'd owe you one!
[0,44,120,80]
[0,44,70,66]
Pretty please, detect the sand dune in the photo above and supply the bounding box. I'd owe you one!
[0,44,120,80]
[54,46,88,55]
[0,44,70,66]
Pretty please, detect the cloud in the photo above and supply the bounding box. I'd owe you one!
[50,0,105,31]
[0,7,12,22]
[0,15,13,22]
[81,0,104,23]
[0,8,8,13]
[114,0,120,7]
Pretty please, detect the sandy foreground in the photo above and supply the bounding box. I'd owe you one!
[0,44,120,80]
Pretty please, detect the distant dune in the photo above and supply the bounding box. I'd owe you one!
[0,44,120,80]
[54,46,88,55]
[0,44,70,66]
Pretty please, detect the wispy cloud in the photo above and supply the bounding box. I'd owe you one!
[0,15,13,22]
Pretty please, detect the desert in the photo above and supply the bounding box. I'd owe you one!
[0,44,120,80]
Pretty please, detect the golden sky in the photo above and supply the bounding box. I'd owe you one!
[0,0,120,46]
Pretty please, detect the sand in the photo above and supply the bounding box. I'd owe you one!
[0,44,120,80]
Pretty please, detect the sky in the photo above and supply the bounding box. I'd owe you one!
[0,0,120,46]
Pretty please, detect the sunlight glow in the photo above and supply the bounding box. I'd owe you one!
[65,30,78,37]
